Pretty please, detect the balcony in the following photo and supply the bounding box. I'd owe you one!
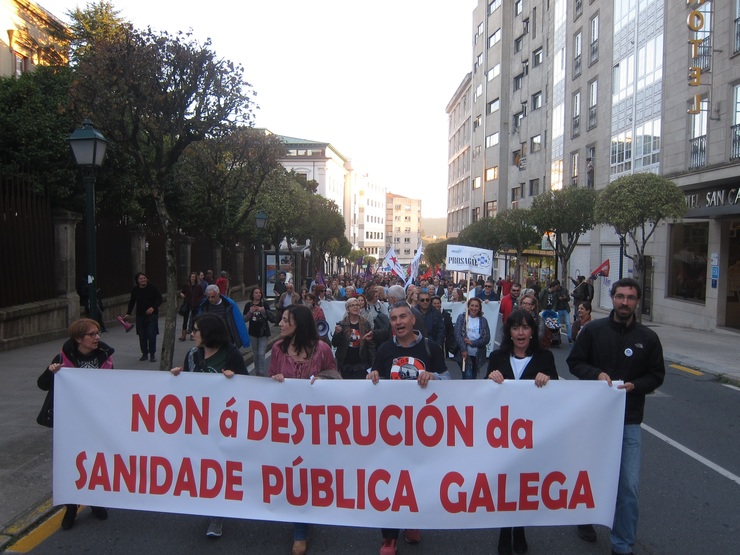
[590,39,599,65]
[588,106,597,129]
[731,124,740,160]
[689,135,707,170]
[573,55,582,78]
[572,115,581,137]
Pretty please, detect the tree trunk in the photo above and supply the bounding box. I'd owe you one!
[162,231,179,369]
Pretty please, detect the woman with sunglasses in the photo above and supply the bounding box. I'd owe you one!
[37,318,113,530]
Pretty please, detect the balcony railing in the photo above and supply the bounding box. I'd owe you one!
[572,115,581,137]
[695,35,711,71]
[590,39,599,64]
[588,105,597,129]
[689,135,707,169]
[573,55,582,78]
[731,124,740,160]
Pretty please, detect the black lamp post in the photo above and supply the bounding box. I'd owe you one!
[255,210,268,288]
[68,119,108,324]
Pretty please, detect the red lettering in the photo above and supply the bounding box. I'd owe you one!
[286,466,308,505]
[336,469,355,509]
[379,405,402,446]
[568,470,595,509]
[138,455,147,494]
[200,458,223,499]
[519,472,539,510]
[357,468,366,510]
[440,471,466,513]
[368,469,391,511]
[225,461,243,501]
[173,457,197,497]
[497,473,516,511]
[150,456,173,495]
[542,471,567,509]
[404,405,414,446]
[247,401,268,440]
[290,404,305,444]
[469,472,495,512]
[184,396,209,435]
[88,452,112,491]
[74,451,88,489]
[112,454,137,492]
[305,405,325,444]
[447,406,474,447]
[157,394,183,435]
[391,470,418,512]
[512,419,533,449]
[351,405,376,446]
[262,465,282,502]
[271,403,290,443]
[487,405,509,448]
[131,393,155,432]
[310,468,334,507]
[327,405,351,445]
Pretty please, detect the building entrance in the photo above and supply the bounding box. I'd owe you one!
[726,223,740,329]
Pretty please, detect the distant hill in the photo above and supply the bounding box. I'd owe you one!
[421,217,447,239]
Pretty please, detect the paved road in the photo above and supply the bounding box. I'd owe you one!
[17,347,740,554]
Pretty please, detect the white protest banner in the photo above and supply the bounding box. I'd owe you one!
[446,244,495,275]
[53,369,624,529]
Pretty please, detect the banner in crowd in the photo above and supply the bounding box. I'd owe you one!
[54,369,624,529]
[445,245,495,275]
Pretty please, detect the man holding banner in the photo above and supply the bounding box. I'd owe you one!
[568,278,665,555]
[367,301,450,555]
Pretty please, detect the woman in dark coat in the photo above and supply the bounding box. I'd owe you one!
[243,286,275,376]
[332,297,375,379]
[180,272,203,341]
[37,318,113,530]
[486,309,559,555]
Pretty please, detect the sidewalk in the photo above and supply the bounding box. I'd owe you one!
[0,316,280,551]
[0,315,738,550]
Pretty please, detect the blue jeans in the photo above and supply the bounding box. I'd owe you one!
[610,424,641,554]
[250,335,269,377]
[136,314,158,356]
[293,522,309,541]
[459,355,479,379]
[557,309,572,340]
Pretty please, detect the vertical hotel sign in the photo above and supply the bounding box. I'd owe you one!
[687,0,709,115]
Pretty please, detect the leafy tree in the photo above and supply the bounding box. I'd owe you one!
[595,173,686,298]
[64,1,128,66]
[494,209,541,282]
[530,186,599,282]
[423,239,449,269]
[70,24,255,369]
[301,197,346,274]
[456,217,503,252]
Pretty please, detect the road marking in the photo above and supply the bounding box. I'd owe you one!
[722,383,740,392]
[4,506,63,553]
[669,363,703,376]
[642,424,740,486]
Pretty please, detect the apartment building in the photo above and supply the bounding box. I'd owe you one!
[450,0,740,331]
[386,193,422,267]
[353,171,386,258]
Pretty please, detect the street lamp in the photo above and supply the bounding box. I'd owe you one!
[68,119,108,325]
[255,210,268,288]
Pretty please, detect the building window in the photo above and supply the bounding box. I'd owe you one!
[574,0,583,20]
[529,178,540,196]
[588,80,598,129]
[532,91,542,110]
[485,200,498,218]
[473,114,482,130]
[573,32,582,78]
[533,48,543,67]
[514,35,524,53]
[571,152,579,186]
[472,207,480,222]
[13,52,28,77]
[690,1,712,72]
[488,0,502,15]
[531,134,542,152]
[489,28,502,48]
[610,131,633,175]
[572,91,581,137]
[590,14,599,65]
[488,98,500,114]
[475,53,483,72]
[668,223,708,304]
[634,119,661,169]
[690,96,708,170]
[473,176,482,189]
[488,63,501,82]
[515,0,523,16]
[514,73,524,91]
[474,84,483,101]
[732,85,740,159]
[514,111,525,130]
[486,166,499,181]
[486,132,500,148]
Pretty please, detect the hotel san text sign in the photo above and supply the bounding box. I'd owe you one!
[685,187,740,211]
[687,0,710,115]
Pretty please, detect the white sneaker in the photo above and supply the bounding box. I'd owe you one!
[206,517,223,538]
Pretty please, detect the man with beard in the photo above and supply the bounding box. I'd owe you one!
[567,278,665,555]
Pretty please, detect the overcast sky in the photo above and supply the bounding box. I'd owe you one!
[39,0,477,217]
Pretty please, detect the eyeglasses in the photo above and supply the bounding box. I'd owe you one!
[418,298,431,302]
[484,285,493,288]
[614,294,638,302]
[84,331,101,338]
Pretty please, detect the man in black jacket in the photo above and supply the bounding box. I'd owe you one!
[567,278,665,555]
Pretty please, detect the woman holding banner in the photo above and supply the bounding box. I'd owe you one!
[170,313,247,538]
[270,305,339,555]
[453,297,491,379]
[37,318,113,530]
[486,309,558,555]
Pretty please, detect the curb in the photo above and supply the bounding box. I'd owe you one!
[0,499,57,552]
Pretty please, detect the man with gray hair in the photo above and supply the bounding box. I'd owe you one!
[198,284,250,349]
